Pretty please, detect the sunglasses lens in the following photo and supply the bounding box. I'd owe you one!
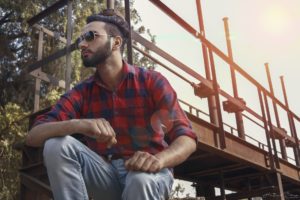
[76,31,97,48]
[75,37,82,48]
[84,31,95,42]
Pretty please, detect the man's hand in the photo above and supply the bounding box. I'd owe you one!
[80,118,117,147]
[125,151,164,173]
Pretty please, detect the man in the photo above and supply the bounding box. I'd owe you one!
[26,10,197,200]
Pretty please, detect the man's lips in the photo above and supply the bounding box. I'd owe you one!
[81,50,92,57]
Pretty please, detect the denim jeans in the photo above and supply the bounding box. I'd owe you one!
[43,136,174,200]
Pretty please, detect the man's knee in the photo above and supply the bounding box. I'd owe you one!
[43,136,77,165]
[126,172,155,188]
[123,170,173,200]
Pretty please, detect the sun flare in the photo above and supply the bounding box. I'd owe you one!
[262,4,291,34]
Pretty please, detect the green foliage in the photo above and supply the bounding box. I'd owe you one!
[0,103,29,200]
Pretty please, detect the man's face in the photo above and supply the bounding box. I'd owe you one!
[78,22,112,67]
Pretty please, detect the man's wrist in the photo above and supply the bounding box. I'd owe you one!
[65,119,79,135]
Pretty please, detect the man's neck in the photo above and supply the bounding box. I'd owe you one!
[96,55,123,91]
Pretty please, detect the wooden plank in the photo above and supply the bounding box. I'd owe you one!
[33,24,67,44]
[30,69,66,88]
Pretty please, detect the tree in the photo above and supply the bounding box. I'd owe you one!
[0,0,156,199]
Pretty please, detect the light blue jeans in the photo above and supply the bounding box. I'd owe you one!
[43,136,174,200]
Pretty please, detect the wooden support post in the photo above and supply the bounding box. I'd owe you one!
[33,30,43,112]
[65,0,73,91]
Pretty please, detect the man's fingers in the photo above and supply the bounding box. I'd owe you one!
[106,137,117,148]
[125,152,140,170]
[147,160,161,173]
[125,151,162,172]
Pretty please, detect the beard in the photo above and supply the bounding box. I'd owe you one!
[81,40,112,67]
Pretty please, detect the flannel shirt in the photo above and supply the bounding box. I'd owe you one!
[33,61,197,158]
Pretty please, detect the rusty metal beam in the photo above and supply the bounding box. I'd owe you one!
[195,0,219,128]
[263,93,280,169]
[258,89,275,170]
[265,63,287,160]
[223,17,245,139]
[27,0,68,26]
[132,44,192,84]
[280,76,300,166]
[209,49,226,149]
[132,31,210,86]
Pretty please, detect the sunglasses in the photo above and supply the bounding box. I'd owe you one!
[76,31,111,48]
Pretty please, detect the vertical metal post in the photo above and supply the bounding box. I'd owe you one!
[291,116,300,165]
[276,172,285,200]
[209,49,226,149]
[263,92,280,169]
[220,171,226,200]
[107,0,115,9]
[195,0,219,127]
[124,0,133,64]
[33,30,44,112]
[65,0,73,91]
[223,17,245,139]
[258,89,275,169]
[265,63,287,160]
[280,76,300,166]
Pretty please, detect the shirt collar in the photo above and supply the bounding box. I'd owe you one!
[87,60,135,85]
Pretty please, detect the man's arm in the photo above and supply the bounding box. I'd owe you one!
[155,135,196,168]
[26,118,117,147]
[125,135,196,173]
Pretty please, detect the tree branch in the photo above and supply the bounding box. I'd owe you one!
[0,11,13,26]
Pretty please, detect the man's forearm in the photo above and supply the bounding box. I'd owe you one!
[26,120,78,147]
[156,136,197,168]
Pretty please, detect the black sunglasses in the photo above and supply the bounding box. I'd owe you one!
[76,31,110,48]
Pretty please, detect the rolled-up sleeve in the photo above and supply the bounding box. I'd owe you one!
[32,87,82,128]
[148,71,197,143]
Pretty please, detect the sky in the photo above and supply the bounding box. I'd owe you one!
[133,0,300,197]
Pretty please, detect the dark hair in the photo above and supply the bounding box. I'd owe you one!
[86,10,130,54]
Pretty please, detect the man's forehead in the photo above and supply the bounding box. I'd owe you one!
[82,21,106,33]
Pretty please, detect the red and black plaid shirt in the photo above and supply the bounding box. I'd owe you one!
[33,61,196,158]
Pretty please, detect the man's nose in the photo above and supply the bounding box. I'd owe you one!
[78,40,88,49]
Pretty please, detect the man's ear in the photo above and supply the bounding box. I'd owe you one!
[112,36,122,50]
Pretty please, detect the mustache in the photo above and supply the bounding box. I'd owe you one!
[81,49,93,55]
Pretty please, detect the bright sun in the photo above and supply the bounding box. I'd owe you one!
[262,4,291,34]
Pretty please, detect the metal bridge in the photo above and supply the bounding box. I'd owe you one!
[17,0,300,199]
